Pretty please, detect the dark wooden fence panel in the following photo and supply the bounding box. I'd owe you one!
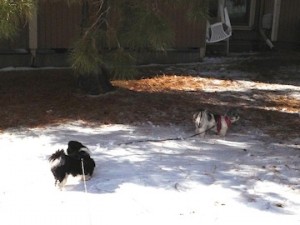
[164,6,206,49]
[278,0,300,43]
[38,1,82,49]
[37,1,206,50]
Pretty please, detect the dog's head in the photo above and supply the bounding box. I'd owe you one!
[193,111,204,126]
[67,140,86,152]
[67,140,91,156]
[193,109,208,121]
[226,110,240,123]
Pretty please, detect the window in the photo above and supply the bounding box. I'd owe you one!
[226,0,256,29]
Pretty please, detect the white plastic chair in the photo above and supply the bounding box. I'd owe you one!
[206,7,232,54]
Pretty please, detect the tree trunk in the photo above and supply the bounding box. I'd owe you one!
[76,1,115,95]
[77,65,115,95]
[98,65,115,93]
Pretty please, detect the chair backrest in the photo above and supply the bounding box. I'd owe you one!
[206,6,232,43]
[224,7,232,35]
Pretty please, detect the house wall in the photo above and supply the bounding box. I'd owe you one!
[38,1,81,49]
[228,0,300,51]
[277,0,300,43]
[0,27,30,68]
[0,1,206,66]
[0,1,299,51]
[36,1,206,50]
[263,0,274,14]
[0,27,29,51]
[259,0,300,44]
[163,6,206,49]
[1,0,299,67]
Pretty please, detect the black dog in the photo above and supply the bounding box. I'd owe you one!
[49,141,95,189]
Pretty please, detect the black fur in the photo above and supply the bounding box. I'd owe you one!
[67,140,89,158]
[49,142,95,188]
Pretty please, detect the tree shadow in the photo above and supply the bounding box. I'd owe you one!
[0,55,299,140]
[37,123,300,215]
[1,52,299,220]
[225,52,300,86]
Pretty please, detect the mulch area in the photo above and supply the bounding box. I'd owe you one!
[0,67,299,141]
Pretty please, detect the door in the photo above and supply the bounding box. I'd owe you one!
[226,0,256,29]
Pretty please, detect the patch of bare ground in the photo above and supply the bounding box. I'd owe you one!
[0,67,299,140]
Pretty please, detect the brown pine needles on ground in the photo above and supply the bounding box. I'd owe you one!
[0,67,299,140]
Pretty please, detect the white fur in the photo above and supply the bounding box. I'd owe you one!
[82,174,91,181]
[57,175,68,190]
[50,157,64,168]
[50,158,60,168]
[213,116,229,136]
[193,110,215,137]
[79,147,91,154]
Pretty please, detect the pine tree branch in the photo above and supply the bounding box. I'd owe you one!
[83,0,110,40]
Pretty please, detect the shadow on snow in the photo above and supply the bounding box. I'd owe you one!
[40,124,300,215]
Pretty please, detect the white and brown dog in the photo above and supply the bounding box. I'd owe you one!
[193,109,239,137]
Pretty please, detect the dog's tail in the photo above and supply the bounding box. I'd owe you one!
[49,150,66,167]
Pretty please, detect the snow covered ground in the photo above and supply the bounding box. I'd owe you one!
[0,122,299,225]
[0,53,299,224]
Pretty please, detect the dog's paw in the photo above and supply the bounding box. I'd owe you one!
[82,174,92,181]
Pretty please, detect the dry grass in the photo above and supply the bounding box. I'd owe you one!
[0,68,299,140]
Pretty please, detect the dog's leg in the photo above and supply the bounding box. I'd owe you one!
[219,128,228,136]
[196,126,207,137]
[198,116,210,137]
[82,174,91,181]
[218,117,229,136]
[58,175,68,190]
